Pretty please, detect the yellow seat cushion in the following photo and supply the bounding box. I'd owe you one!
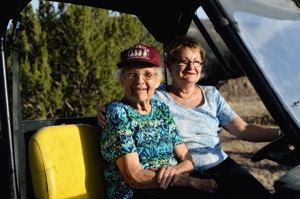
[28,124,106,199]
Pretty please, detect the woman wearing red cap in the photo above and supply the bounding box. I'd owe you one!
[100,44,225,199]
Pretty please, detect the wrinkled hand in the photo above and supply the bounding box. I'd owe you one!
[190,177,218,193]
[97,100,114,128]
[155,165,181,189]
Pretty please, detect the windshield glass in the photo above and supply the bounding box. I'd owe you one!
[219,0,300,125]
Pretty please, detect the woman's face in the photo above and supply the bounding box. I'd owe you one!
[121,65,160,103]
[167,47,203,85]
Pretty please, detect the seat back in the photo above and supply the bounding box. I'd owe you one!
[28,124,106,199]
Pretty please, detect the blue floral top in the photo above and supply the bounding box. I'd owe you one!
[100,98,183,199]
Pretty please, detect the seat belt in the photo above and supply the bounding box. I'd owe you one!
[12,14,26,199]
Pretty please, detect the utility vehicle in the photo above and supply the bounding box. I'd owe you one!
[1,0,300,198]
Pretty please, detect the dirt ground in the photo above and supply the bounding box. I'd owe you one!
[217,76,292,194]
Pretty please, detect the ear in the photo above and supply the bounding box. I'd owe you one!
[120,76,125,86]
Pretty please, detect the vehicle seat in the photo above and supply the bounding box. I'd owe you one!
[28,124,107,199]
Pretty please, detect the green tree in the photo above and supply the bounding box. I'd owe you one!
[7,3,163,120]
[6,3,53,120]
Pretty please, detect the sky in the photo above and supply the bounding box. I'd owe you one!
[31,0,208,18]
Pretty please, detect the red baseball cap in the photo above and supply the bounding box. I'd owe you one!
[117,44,161,68]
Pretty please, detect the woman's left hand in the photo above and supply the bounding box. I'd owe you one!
[155,165,181,189]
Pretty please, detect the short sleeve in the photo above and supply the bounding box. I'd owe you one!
[215,90,238,126]
[100,103,137,162]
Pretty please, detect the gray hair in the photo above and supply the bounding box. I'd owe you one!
[114,67,164,83]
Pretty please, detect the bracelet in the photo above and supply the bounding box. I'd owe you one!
[278,129,282,137]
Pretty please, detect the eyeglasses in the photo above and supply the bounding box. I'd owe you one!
[122,71,157,80]
[173,59,203,67]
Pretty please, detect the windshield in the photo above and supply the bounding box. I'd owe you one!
[218,0,300,125]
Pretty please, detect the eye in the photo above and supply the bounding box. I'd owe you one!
[144,72,154,78]
[126,72,137,78]
[180,60,189,65]
[194,61,202,66]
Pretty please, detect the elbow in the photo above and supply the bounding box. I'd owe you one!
[122,171,142,188]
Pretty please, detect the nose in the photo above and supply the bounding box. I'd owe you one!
[186,62,196,69]
[134,73,145,83]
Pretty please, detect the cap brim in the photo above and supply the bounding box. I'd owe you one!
[117,60,160,68]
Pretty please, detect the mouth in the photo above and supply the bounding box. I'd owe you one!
[183,72,196,75]
[132,88,147,91]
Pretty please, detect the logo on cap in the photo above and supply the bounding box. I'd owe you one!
[117,43,161,68]
[127,44,150,60]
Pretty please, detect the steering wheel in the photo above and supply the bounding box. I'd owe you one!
[251,135,298,166]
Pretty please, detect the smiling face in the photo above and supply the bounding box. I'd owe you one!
[167,47,203,85]
[120,63,160,106]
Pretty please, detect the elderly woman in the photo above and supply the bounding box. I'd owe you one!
[100,44,224,199]
[99,36,282,199]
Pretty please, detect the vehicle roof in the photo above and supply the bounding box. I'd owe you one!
[1,0,198,44]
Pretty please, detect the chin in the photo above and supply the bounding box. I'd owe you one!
[183,78,198,83]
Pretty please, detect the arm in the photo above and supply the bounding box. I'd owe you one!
[117,144,194,190]
[223,116,281,142]
[157,144,194,188]
[117,152,217,192]
[172,144,218,192]
[116,152,160,189]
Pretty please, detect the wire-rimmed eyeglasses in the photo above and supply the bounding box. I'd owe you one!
[173,59,203,67]
[122,71,157,80]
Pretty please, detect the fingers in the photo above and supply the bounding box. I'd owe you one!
[157,165,179,189]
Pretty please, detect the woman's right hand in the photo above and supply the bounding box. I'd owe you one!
[190,177,218,193]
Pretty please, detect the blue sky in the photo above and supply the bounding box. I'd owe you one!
[31,0,57,11]
[31,0,207,18]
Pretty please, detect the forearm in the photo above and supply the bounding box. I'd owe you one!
[125,163,193,189]
[174,175,218,192]
[225,117,281,142]
[173,144,195,173]
[173,174,194,187]
[174,159,194,174]
[125,169,163,189]
[237,124,280,142]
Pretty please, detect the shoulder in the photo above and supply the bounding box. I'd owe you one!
[153,84,168,100]
[199,85,219,94]
[106,100,128,115]
[105,101,132,126]
[198,85,222,99]
[151,98,171,114]
[151,98,168,108]
[155,84,167,92]
[107,100,123,110]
